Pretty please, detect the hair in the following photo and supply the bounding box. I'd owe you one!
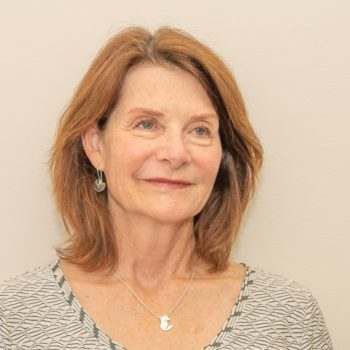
[48,25,264,276]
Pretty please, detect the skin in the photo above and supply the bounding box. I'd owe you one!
[60,67,246,347]
[80,61,224,294]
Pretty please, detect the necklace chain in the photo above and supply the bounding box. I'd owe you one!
[112,266,197,331]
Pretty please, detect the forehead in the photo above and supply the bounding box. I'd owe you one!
[114,62,216,115]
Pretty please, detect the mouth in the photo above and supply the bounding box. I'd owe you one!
[143,179,192,189]
[144,177,193,185]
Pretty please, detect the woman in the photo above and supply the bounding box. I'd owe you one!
[0,26,333,349]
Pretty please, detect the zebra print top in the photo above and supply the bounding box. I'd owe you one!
[0,257,333,349]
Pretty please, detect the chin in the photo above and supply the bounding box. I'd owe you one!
[147,210,194,224]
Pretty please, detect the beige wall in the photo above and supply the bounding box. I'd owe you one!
[0,1,348,347]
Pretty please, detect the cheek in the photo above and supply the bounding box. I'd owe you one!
[105,138,149,181]
[196,149,222,182]
[104,131,222,186]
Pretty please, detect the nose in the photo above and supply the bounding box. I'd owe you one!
[155,130,192,168]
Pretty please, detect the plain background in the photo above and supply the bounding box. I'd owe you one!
[0,1,348,348]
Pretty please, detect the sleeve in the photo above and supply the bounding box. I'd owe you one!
[300,291,334,349]
[0,303,12,349]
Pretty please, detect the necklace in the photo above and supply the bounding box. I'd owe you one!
[113,267,196,331]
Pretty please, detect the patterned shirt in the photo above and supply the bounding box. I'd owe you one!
[0,257,333,349]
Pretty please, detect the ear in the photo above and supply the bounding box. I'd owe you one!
[81,124,106,170]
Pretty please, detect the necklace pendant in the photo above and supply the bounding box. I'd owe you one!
[159,315,173,331]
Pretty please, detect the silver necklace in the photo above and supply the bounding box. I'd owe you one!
[113,268,196,331]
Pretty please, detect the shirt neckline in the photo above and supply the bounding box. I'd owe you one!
[49,257,255,350]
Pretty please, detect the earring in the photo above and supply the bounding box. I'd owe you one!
[94,168,106,192]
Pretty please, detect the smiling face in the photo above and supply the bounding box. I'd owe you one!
[83,62,222,224]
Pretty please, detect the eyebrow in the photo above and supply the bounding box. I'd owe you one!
[127,107,218,121]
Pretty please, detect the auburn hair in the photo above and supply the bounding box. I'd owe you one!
[48,25,264,275]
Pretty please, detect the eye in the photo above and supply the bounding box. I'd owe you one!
[134,118,157,130]
[193,126,212,137]
[133,118,212,137]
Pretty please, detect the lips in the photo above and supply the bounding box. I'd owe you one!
[144,180,191,189]
[145,178,192,185]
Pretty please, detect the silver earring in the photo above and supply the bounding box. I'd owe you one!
[94,169,106,192]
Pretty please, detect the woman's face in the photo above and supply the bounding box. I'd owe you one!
[86,62,222,223]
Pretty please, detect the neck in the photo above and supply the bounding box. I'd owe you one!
[111,214,201,291]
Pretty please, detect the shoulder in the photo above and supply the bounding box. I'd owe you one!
[0,258,59,314]
[247,266,330,323]
[0,259,60,344]
[245,263,322,320]
[244,264,334,347]
[248,263,315,300]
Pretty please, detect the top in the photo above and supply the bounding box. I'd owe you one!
[0,257,333,350]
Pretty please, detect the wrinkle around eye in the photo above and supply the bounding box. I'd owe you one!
[134,119,157,130]
[133,117,216,134]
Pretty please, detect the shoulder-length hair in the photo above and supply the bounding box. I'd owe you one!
[48,25,263,275]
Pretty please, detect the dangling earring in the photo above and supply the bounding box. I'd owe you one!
[94,168,106,192]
